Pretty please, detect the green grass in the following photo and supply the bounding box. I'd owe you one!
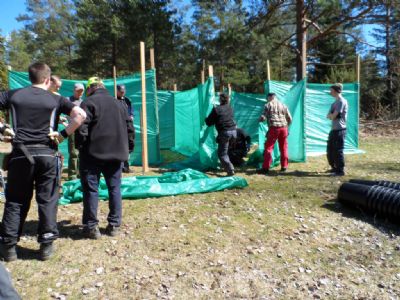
[2,136,400,299]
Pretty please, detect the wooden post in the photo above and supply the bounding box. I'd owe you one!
[140,41,149,173]
[208,65,214,78]
[173,84,177,92]
[113,65,117,98]
[355,54,360,83]
[266,60,271,81]
[150,48,155,69]
[228,83,232,96]
[201,70,205,84]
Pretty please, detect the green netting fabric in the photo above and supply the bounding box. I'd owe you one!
[157,90,175,149]
[58,168,248,205]
[8,70,161,165]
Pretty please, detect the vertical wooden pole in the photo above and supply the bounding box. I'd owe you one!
[355,54,360,83]
[140,41,149,173]
[266,60,271,81]
[113,65,117,98]
[173,84,177,92]
[150,48,155,69]
[228,83,232,96]
[208,65,214,78]
[201,70,205,84]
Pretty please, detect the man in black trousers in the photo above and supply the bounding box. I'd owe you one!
[205,93,237,176]
[0,62,86,261]
[76,77,134,239]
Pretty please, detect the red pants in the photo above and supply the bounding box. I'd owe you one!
[262,126,288,170]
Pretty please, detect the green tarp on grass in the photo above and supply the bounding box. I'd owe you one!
[59,168,248,205]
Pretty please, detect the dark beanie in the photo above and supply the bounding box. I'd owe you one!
[330,83,343,93]
[220,93,229,104]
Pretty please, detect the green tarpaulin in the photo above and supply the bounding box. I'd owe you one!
[8,70,161,166]
[59,168,248,205]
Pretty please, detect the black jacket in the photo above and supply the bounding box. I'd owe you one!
[205,104,236,132]
[76,88,134,161]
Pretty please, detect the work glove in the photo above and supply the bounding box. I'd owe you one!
[2,127,15,143]
[48,131,65,145]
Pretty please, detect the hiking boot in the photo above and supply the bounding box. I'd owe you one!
[105,225,120,237]
[0,244,17,262]
[227,170,235,177]
[332,171,345,177]
[256,168,269,175]
[39,242,54,261]
[83,226,101,239]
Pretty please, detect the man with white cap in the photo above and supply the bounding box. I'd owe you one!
[67,83,85,180]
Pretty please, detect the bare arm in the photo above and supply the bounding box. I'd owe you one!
[64,106,86,135]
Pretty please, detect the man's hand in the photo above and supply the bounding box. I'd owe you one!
[59,116,69,127]
[2,128,15,143]
[48,131,65,145]
[259,115,266,122]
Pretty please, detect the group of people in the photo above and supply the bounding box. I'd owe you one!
[0,62,134,262]
[206,83,348,177]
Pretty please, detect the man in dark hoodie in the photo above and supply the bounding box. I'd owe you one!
[205,93,237,176]
[76,77,134,239]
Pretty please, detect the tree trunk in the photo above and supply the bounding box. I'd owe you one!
[296,0,307,81]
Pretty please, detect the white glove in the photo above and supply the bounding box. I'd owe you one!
[2,128,15,143]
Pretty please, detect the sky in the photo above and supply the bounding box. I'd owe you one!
[0,0,379,49]
[0,1,25,36]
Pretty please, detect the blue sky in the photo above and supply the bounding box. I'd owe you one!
[0,1,25,36]
[0,0,379,49]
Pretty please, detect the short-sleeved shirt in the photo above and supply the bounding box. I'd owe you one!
[0,86,74,145]
[69,95,83,107]
[329,95,348,130]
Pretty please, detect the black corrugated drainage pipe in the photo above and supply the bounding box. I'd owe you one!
[349,179,400,190]
[338,182,400,220]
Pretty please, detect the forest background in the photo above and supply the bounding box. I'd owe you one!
[0,0,398,119]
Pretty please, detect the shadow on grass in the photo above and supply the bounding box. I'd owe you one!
[322,199,400,236]
[21,220,84,241]
[244,168,333,177]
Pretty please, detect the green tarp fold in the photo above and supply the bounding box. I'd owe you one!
[59,168,248,205]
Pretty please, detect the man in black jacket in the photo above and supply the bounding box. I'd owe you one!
[0,62,86,261]
[76,77,134,239]
[205,93,237,176]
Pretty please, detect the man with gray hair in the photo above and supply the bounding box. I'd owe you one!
[327,83,348,176]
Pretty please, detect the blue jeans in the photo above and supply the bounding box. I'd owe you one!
[80,158,123,229]
[217,130,237,173]
[327,129,346,173]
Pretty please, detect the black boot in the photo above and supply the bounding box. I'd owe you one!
[39,242,54,261]
[0,244,17,262]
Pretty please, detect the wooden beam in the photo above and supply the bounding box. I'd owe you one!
[173,84,177,91]
[113,65,117,98]
[208,65,214,78]
[355,54,361,83]
[201,70,205,84]
[140,41,149,173]
[266,60,271,81]
[150,48,155,69]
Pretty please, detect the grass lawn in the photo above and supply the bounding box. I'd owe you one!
[1,136,400,299]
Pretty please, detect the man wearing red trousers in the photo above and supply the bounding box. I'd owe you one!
[257,93,292,174]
